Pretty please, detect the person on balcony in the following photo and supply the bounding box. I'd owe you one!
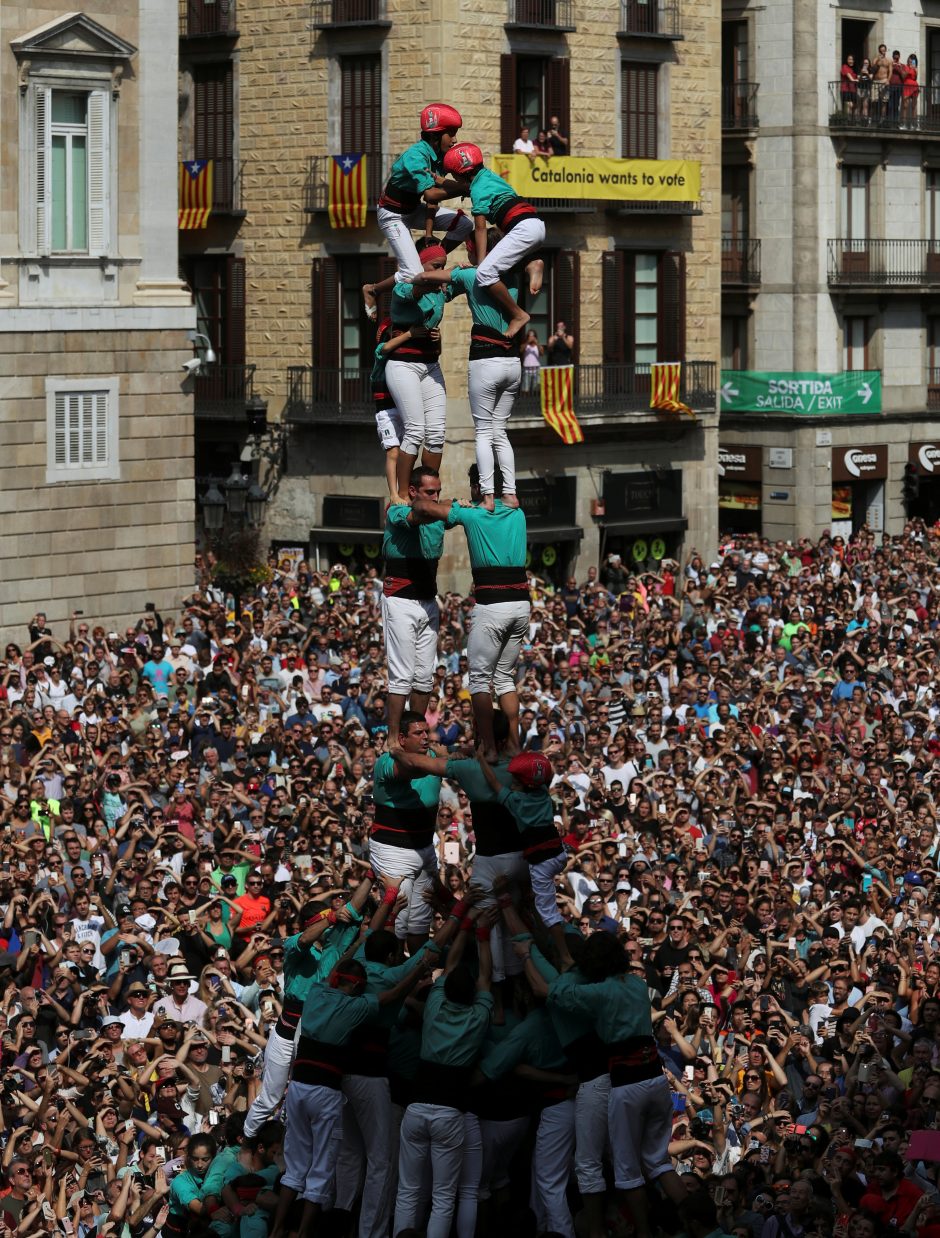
[901,53,920,128]
[546,115,569,156]
[872,44,892,119]
[546,321,575,367]
[534,129,554,158]
[521,329,543,394]
[840,55,858,116]
[513,125,538,163]
[857,58,872,120]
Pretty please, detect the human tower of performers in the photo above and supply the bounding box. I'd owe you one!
[245,105,683,1238]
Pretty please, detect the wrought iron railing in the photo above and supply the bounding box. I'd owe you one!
[722,82,759,129]
[287,367,374,423]
[203,157,244,214]
[721,236,761,285]
[309,0,388,25]
[506,0,576,28]
[827,80,940,134]
[827,239,940,286]
[927,367,940,410]
[193,364,256,419]
[179,0,237,36]
[304,154,387,214]
[617,0,681,38]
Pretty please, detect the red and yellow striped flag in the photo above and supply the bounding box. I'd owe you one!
[539,365,584,444]
[329,154,368,228]
[650,362,694,417]
[178,159,213,229]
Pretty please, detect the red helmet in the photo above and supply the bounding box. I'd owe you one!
[508,751,552,790]
[443,142,483,178]
[420,103,463,134]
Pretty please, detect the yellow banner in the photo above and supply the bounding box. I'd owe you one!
[491,154,700,202]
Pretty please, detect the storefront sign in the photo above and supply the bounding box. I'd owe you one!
[720,371,882,415]
[831,445,888,482]
[718,444,762,481]
[491,154,700,202]
[768,448,793,469]
[908,442,940,475]
[603,469,683,520]
[321,495,384,530]
[516,476,576,527]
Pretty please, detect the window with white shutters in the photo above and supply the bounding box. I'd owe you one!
[33,85,110,256]
[45,378,120,483]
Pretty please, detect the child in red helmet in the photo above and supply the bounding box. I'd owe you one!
[478,748,573,967]
[441,142,546,339]
[365,103,473,318]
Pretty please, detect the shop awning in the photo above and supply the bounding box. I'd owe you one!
[599,516,688,535]
[309,526,385,541]
[526,525,585,544]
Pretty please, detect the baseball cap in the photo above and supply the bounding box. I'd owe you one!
[507,751,552,790]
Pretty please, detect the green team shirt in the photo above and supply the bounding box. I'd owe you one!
[447,500,528,569]
[420,978,494,1066]
[390,282,453,333]
[448,266,519,333]
[386,139,441,197]
[497,784,555,834]
[467,167,522,220]
[383,505,445,562]
[300,982,380,1043]
[371,341,388,386]
[373,751,443,813]
[283,911,362,1001]
[354,939,441,1028]
[444,756,513,802]
[201,1146,240,1199]
[547,972,654,1043]
[480,1007,567,1079]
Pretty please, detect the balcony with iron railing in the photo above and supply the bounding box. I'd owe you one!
[610,198,702,216]
[722,82,759,130]
[929,367,940,410]
[304,154,388,214]
[721,236,761,286]
[207,157,245,215]
[309,0,390,26]
[617,0,682,39]
[506,0,576,30]
[194,364,256,420]
[179,0,237,37]
[287,362,717,424]
[828,81,940,136]
[827,239,940,288]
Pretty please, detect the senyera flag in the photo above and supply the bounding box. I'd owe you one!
[540,365,584,445]
[179,159,213,229]
[329,154,368,228]
[650,362,694,418]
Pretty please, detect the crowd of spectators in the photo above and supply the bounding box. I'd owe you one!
[6,520,940,1235]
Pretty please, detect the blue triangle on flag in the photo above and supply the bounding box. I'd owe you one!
[184,159,207,178]
[333,153,363,174]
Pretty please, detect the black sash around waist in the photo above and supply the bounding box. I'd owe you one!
[469,1074,532,1120]
[378,184,421,215]
[371,801,435,849]
[493,198,540,232]
[384,557,439,600]
[410,1059,474,1112]
[293,1034,346,1089]
[344,1022,392,1077]
[522,824,564,861]
[563,1030,609,1083]
[470,798,524,857]
[468,323,515,361]
[274,993,303,1040]
[607,1035,663,1086]
[373,382,396,413]
[388,340,441,363]
[472,564,530,605]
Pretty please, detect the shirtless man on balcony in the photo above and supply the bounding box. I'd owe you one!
[872,44,892,118]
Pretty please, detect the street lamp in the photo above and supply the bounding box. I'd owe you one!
[224,463,248,516]
[245,394,269,435]
[246,481,267,528]
[201,482,226,532]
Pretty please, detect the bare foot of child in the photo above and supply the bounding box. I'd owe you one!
[506,310,531,339]
[482,493,495,512]
[527,258,544,296]
[362,283,377,321]
[502,492,520,508]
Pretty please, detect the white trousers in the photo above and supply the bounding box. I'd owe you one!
[381,593,439,696]
[531,1098,575,1238]
[471,851,529,981]
[394,1102,466,1238]
[281,1081,343,1204]
[575,1074,611,1195]
[334,1074,394,1238]
[368,838,439,940]
[479,1115,529,1199]
[467,356,521,494]
[243,1021,298,1137]
[385,360,447,456]
[378,205,474,283]
[457,1113,482,1238]
[375,406,404,450]
[476,217,546,287]
[467,600,530,697]
[608,1075,674,1191]
[530,850,568,928]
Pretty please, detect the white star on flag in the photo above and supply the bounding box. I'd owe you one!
[342,157,353,170]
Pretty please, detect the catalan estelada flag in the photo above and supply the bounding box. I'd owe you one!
[650,361,694,417]
[329,154,368,228]
[178,159,213,229]
[539,365,584,444]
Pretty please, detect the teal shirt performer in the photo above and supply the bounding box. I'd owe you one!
[447,499,527,568]
[390,282,450,333]
[383,505,444,564]
[420,978,494,1068]
[449,266,518,334]
[385,139,441,201]
[466,166,524,221]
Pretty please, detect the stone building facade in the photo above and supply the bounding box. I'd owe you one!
[197,0,722,589]
[0,2,195,642]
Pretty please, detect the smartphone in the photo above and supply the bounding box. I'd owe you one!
[188,910,197,925]
[17,862,25,874]
[263,1000,274,1016]
[74,610,84,616]
[145,602,156,613]
[124,1119,134,1133]
[120,950,131,969]
[788,936,797,953]
[854,1137,873,1149]
[862,874,873,892]
[23,930,37,949]
[443,841,460,865]
[154,1145,166,1164]
[671,1093,687,1113]
[208,1109,219,1126]
[683,1064,695,1084]
[92,859,102,877]
[42,1202,55,1223]
[221,1045,231,1064]
[72,1028,96,1040]
[759,995,770,1012]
